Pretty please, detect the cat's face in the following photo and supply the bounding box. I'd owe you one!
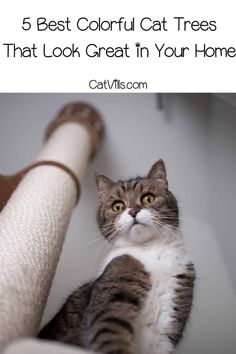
[95,160,179,245]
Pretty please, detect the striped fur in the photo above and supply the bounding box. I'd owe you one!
[81,255,151,354]
[39,255,151,354]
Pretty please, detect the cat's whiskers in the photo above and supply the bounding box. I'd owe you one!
[88,238,109,277]
[88,224,122,276]
[151,221,165,239]
[87,226,116,255]
[90,230,118,271]
[78,225,119,249]
[152,223,173,242]
[152,217,181,242]
[160,216,196,223]
[161,224,182,242]
[158,209,198,223]
[160,223,181,242]
[77,235,105,248]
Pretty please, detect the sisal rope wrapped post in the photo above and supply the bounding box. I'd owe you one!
[0,103,103,350]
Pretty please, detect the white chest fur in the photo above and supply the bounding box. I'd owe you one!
[102,238,190,354]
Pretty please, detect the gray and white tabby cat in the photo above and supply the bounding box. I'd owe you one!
[39,159,195,354]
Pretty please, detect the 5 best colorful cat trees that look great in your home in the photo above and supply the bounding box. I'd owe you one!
[0,103,104,354]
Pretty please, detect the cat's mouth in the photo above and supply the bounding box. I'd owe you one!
[131,220,146,228]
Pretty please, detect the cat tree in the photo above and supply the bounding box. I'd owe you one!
[0,103,103,354]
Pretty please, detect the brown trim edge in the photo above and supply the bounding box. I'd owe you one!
[0,160,80,212]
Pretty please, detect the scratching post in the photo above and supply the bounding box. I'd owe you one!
[0,103,103,350]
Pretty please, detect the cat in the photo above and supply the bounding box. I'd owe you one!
[39,159,195,354]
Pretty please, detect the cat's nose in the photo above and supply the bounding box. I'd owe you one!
[129,208,140,218]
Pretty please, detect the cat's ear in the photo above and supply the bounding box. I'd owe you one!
[95,174,114,201]
[147,159,168,189]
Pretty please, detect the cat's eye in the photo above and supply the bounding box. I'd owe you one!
[112,201,125,213]
[141,193,155,205]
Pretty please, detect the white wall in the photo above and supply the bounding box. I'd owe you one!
[0,93,235,354]
[208,96,236,287]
